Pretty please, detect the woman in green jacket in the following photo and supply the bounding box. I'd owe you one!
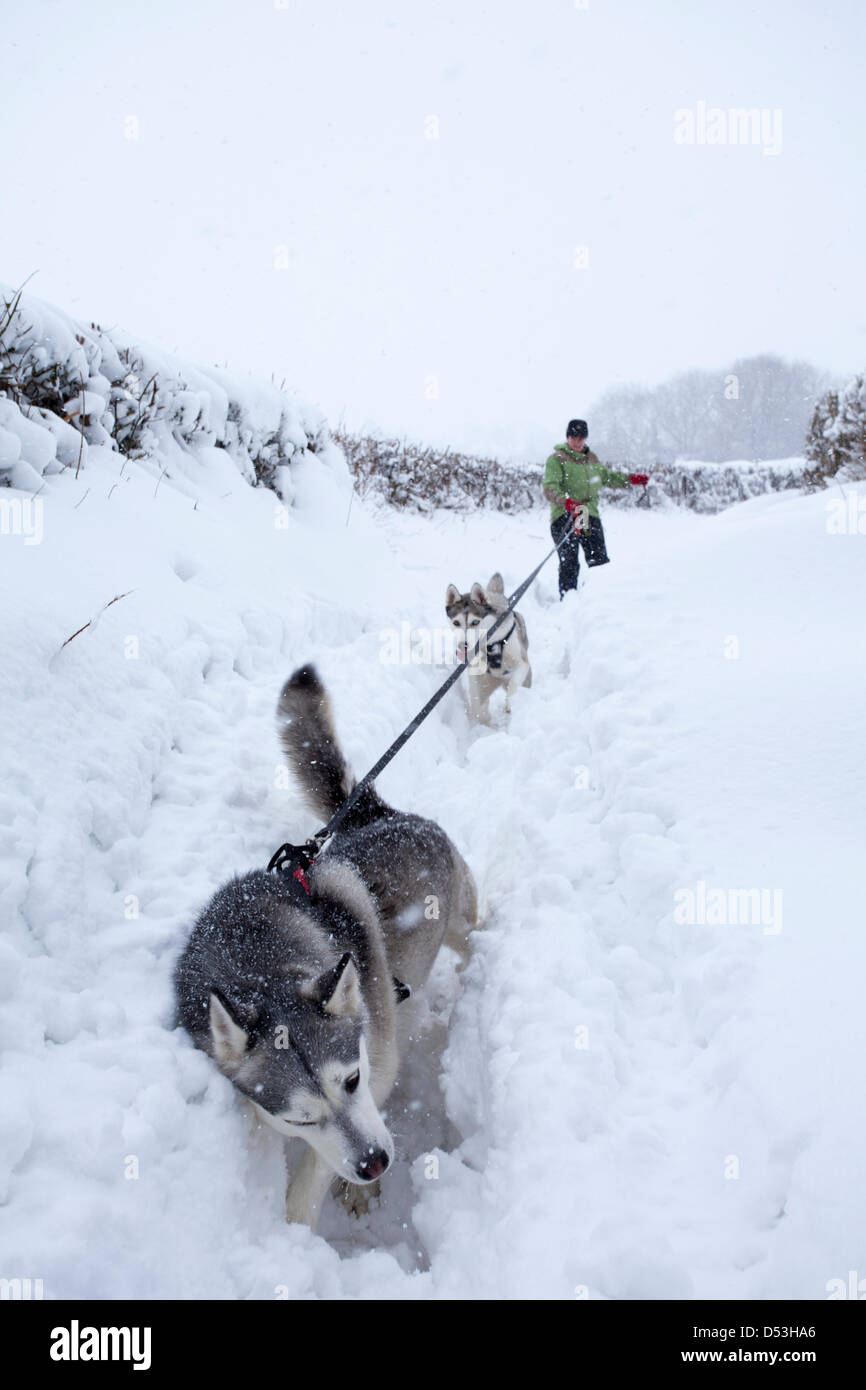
[543,419,647,598]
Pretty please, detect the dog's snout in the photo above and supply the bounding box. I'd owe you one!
[356,1148,390,1182]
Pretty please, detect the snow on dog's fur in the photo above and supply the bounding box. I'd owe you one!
[174,665,477,1231]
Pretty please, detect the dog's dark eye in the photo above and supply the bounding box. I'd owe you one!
[345,1070,360,1094]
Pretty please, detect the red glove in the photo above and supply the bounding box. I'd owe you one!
[629,473,648,486]
[564,498,577,514]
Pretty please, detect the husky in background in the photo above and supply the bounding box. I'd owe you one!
[445,571,532,723]
[173,665,477,1231]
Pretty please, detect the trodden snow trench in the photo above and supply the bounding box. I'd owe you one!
[1,468,864,1299]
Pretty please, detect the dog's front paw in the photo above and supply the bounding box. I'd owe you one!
[338,1178,381,1219]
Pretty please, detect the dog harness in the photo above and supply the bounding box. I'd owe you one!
[484,621,515,671]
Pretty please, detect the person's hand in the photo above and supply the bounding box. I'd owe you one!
[564,498,578,514]
[629,473,649,486]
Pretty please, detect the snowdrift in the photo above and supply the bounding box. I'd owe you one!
[0,281,346,504]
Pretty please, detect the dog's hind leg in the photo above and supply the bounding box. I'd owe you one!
[285,1148,336,1231]
[443,852,478,967]
[443,916,473,967]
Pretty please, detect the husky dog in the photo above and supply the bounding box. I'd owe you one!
[173,665,477,1231]
[445,572,532,722]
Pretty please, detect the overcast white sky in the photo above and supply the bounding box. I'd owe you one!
[3,0,865,458]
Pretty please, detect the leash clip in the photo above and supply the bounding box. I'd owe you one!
[267,835,324,895]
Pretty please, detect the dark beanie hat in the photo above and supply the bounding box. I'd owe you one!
[566,419,588,439]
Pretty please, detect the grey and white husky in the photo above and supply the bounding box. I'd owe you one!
[445,571,532,722]
[173,665,477,1230]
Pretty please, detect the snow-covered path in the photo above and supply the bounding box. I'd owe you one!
[1,462,864,1299]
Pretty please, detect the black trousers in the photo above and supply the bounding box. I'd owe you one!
[551,512,610,597]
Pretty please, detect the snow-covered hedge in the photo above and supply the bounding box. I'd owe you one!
[804,375,866,487]
[606,457,806,514]
[0,281,345,501]
[339,431,806,516]
[336,432,539,514]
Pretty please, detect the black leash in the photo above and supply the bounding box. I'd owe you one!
[268,522,577,882]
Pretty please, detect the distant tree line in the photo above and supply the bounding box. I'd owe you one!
[589,354,831,465]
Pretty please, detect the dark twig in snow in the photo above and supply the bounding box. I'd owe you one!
[59,590,134,651]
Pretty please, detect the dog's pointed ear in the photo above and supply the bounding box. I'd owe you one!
[310,952,362,1019]
[487,572,504,594]
[208,992,253,1069]
[445,583,460,606]
[470,582,485,604]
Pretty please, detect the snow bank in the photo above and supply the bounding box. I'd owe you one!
[0,281,347,504]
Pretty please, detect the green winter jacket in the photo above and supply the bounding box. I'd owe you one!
[543,442,629,521]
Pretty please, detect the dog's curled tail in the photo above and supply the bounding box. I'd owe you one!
[277,665,389,828]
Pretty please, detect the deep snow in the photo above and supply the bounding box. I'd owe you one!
[1,451,864,1299]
